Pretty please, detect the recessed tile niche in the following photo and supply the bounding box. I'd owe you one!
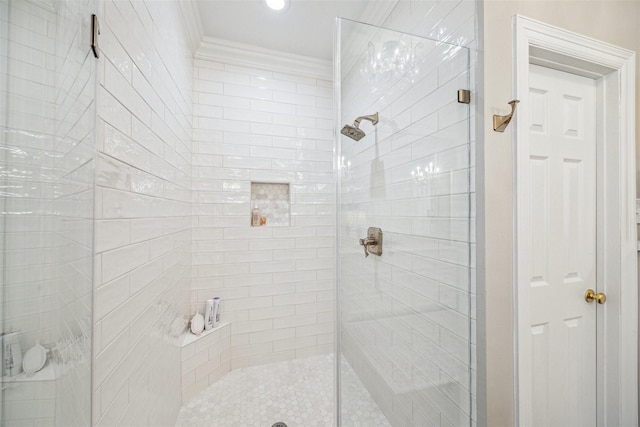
[250,182,290,227]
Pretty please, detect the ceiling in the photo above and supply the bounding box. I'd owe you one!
[195,0,381,60]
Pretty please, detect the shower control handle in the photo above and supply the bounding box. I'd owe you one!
[359,227,383,258]
[359,237,375,257]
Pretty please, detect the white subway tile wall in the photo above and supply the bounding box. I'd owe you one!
[1,379,57,425]
[337,2,477,425]
[192,51,335,371]
[93,1,194,425]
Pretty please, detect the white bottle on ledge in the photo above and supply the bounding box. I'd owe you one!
[3,332,22,377]
[212,297,221,328]
[204,299,214,331]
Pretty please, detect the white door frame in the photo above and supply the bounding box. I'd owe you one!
[513,15,637,426]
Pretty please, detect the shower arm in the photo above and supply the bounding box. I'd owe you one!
[353,113,379,129]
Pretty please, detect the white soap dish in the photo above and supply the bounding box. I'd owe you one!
[23,342,47,375]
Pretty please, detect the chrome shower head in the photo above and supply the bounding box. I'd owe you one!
[341,124,366,141]
[340,112,379,141]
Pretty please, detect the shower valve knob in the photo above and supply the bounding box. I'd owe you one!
[359,227,383,258]
[359,238,373,257]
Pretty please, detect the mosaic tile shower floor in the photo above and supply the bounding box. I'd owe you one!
[176,354,390,427]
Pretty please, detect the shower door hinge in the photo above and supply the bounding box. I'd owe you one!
[91,14,100,59]
[458,89,471,104]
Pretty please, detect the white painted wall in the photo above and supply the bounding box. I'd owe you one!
[92,1,196,425]
[479,1,640,425]
[191,40,335,371]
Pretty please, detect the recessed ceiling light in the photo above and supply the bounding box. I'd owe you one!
[265,0,287,11]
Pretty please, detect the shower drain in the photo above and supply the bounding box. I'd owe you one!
[272,423,287,427]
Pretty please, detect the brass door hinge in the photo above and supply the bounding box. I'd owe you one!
[458,89,471,104]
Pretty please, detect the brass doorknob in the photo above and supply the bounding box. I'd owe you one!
[584,289,606,304]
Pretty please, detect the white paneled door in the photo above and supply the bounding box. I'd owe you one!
[526,64,597,426]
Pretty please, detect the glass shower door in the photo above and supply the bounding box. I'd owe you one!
[335,18,472,427]
[1,0,96,425]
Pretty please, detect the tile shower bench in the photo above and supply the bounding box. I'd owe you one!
[181,322,231,403]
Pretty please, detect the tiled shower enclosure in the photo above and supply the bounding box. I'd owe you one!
[1,1,476,426]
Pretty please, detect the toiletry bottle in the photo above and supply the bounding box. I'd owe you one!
[212,297,221,328]
[0,333,5,376]
[4,333,22,377]
[204,299,214,330]
[251,206,260,226]
[3,340,11,376]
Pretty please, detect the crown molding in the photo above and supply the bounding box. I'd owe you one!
[196,37,333,81]
[178,0,203,56]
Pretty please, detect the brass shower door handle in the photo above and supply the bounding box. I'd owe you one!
[584,289,606,304]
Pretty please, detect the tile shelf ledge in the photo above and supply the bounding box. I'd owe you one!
[2,361,56,383]
[181,322,230,347]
